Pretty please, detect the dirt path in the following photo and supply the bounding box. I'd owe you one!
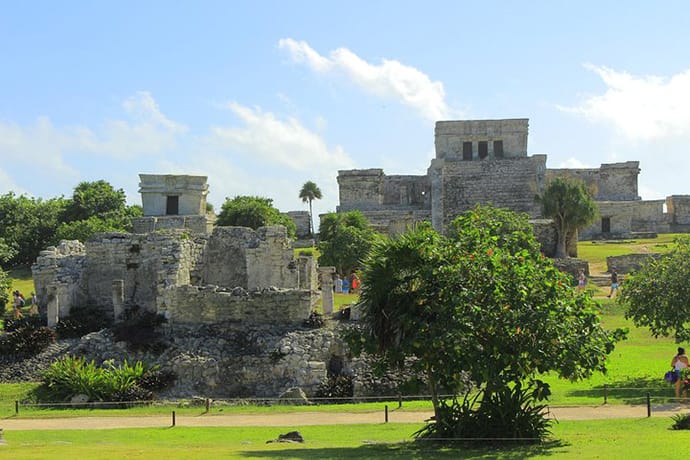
[2,404,689,431]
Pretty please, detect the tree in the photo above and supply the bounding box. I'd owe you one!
[538,177,597,259]
[620,237,690,342]
[350,205,623,441]
[298,181,322,236]
[319,210,369,243]
[216,196,296,238]
[63,180,127,222]
[318,211,377,276]
[0,192,68,266]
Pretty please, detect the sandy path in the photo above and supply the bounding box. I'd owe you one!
[1,404,689,431]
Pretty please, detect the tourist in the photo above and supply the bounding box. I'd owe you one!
[29,292,39,316]
[607,267,619,298]
[672,347,690,401]
[341,278,350,294]
[12,290,24,319]
[350,272,360,294]
[334,274,343,294]
[577,269,587,291]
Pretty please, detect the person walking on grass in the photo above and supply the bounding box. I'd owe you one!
[607,267,619,298]
[577,268,587,291]
[672,347,690,402]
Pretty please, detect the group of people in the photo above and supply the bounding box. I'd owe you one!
[11,290,38,319]
[575,267,619,298]
[334,272,360,295]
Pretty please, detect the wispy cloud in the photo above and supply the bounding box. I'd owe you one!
[279,38,452,121]
[562,64,690,141]
[208,102,354,172]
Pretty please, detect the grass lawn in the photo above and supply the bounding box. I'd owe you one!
[1,418,688,459]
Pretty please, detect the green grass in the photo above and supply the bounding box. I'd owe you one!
[0,418,686,459]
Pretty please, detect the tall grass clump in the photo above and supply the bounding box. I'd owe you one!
[34,356,173,404]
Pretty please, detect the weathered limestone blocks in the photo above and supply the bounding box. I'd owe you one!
[160,286,313,325]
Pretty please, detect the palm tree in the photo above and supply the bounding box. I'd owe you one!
[299,181,322,236]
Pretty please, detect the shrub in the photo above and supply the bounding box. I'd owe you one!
[0,317,55,358]
[55,304,112,339]
[672,413,690,430]
[314,375,354,404]
[112,306,167,352]
[35,356,171,404]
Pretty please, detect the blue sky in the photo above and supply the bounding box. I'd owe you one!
[2,1,689,220]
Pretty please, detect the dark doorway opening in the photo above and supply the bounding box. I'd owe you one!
[462,142,473,161]
[166,196,179,215]
[478,141,488,159]
[493,140,504,158]
[601,217,611,233]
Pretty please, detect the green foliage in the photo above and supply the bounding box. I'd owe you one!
[55,304,113,339]
[538,176,597,258]
[0,192,68,266]
[36,356,165,403]
[350,205,623,442]
[0,317,55,357]
[671,413,690,430]
[302,311,325,329]
[63,180,127,222]
[0,267,10,310]
[216,195,296,238]
[56,215,124,242]
[414,381,552,443]
[112,306,167,352]
[318,211,379,276]
[314,375,354,403]
[620,237,690,342]
[319,210,368,242]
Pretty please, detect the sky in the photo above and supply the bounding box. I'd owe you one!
[1,1,689,222]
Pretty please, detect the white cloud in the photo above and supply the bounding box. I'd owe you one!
[562,65,690,141]
[208,102,355,172]
[556,157,594,169]
[279,38,451,121]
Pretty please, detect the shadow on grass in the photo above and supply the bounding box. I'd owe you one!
[566,377,673,405]
[241,439,568,459]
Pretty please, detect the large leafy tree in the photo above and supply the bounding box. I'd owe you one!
[0,192,68,266]
[298,181,322,236]
[538,177,597,259]
[63,180,128,222]
[620,237,690,342]
[351,205,622,441]
[318,211,377,276]
[216,196,296,237]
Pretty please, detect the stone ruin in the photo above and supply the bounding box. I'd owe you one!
[30,174,363,399]
[336,118,690,242]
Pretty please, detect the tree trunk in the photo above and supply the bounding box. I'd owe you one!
[308,200,314,237]
[555,223,568,259]
[427,366,441,421]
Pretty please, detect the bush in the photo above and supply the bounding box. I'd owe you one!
[0,317,55,358]
[35,356,171,404]
[302,311,325,329]
[55,304,112,339]
[112,306,167,352]
[314,375,354,404]
[672,413,690,430]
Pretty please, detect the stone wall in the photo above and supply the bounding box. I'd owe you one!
[547,162,640,202]
[430,155,546,232]
[160,287,313,326]
[667,195,690,228]
[337,169,385,211]
[606,253,662,274]
[32,225,316,326]
[631,200,667,233]
[132,215,213,234]
[287,211,311,238]
[435,119,529,160]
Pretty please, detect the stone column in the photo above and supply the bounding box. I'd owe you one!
[112,280,125,321]
[46,284,60,327]
[318,267,336,315]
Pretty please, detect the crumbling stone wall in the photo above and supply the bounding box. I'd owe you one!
[546,162,640,202]
[287,211,311,238]
[32,225,316,326]
[435,119,529,160]
[667,196,690,230]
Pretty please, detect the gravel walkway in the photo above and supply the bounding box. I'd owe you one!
[2,404,689,431]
